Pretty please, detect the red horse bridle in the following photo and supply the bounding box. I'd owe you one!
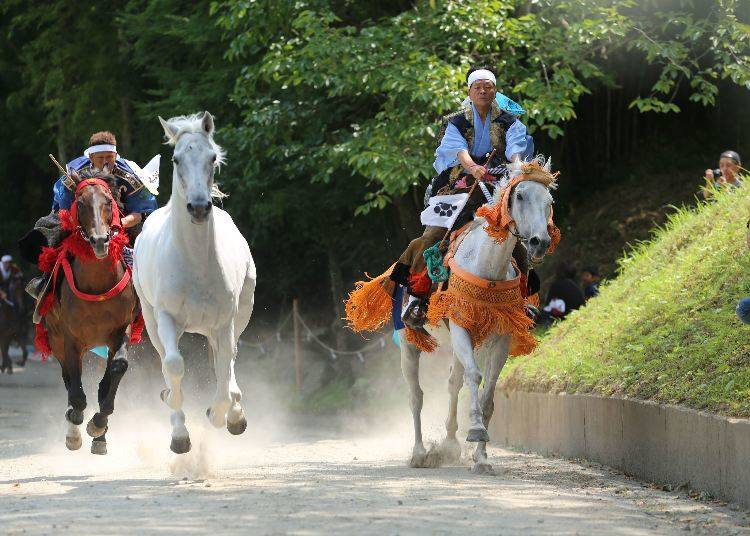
[54,177,131,302]
[71,178,123,243]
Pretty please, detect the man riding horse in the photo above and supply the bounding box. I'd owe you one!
[395,66,537,328]
[0,255,23,301]
[20,131,158,310]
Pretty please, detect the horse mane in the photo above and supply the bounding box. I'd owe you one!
[161,112,228,199]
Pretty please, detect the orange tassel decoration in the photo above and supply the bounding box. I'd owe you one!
[344,265,395,333]
[405,327,438,353]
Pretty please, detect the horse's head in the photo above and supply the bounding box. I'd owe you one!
[479,156,559,265]
[507,158,557,263]
[159,111,226,224]
[70,165,122,259]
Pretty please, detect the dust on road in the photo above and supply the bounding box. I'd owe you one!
[1,357,748,535]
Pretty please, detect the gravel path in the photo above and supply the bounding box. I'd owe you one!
[1,357,748,535]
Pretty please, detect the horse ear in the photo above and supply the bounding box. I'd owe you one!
[543,156,552,173]
[201,111,214,135]
[158,116,179,142]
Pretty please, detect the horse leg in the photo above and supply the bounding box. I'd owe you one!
[155,309,189,454]
[396,330,428,467]
[206,327,236,430]
[439,354,464,462]
[19,322,28,366]
[471,336,509,475]
[87,330,129,454]
[448,320,489,446]
[225,344,247,435]
[61,342,85,451]
[1,337,11,375]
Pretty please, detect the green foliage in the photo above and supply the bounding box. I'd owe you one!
[502,180,750,417]
[217,0,750,205]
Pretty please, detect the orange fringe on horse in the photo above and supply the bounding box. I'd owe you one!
[426,262,536,356]
[344,265,436,351]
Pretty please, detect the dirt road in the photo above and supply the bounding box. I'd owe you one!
[1,356,749,535]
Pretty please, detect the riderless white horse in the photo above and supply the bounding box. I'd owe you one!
[133,112,256,454]
[400,157,556,474]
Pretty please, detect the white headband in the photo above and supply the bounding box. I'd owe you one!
[84,144,117,158]
[1,255,11,262]
[467,69,496,89]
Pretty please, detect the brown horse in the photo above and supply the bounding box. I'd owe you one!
[39,165,139,455]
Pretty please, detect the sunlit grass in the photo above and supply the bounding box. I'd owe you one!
[502,180,750,417]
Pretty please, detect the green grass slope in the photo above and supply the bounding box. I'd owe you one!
[502,181,750,417]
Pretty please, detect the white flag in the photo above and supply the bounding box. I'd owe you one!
[420,193,470,228]
[125,155,161,195]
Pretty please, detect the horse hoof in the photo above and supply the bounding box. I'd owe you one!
[227,417,247,436]
[170,436,191,455]
[466,428,490,443]
[86,418,107,438]
[470,462,496,475]
[439,438,462,463]
[66,435,82,451]
[91,440,107,455]
[66,408,84,426]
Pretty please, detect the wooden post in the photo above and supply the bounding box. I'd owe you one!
[293,298,302,391]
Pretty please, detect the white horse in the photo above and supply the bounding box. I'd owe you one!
[400,157,556,474]
[133,112,256,454]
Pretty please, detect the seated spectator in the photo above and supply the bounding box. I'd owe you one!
[581,265,601,300]
[737,220,750,324]
[540,262,586,325]
[703,150,742,199]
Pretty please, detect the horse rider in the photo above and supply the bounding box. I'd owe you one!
[0,254,23,304]
[20,130,158,301]
[394,65,536,328]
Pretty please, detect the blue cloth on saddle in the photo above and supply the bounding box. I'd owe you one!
[434,102,534,175]
[52,156,157,217]
[392,284,405,331]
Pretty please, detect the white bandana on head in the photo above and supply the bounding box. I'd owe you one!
[467,69,496,89]
[84,144,117,158]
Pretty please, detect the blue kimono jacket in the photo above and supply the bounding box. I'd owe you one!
[51,156,157,217]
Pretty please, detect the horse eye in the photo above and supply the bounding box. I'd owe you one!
[212,154,217,163]
[172,157,179,166]
[516,193,523,201]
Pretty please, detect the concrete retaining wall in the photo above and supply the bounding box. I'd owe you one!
[490,389,750,508]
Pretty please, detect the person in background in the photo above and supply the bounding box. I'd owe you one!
[703,150,742,199]
[0,254,22,299]
[581,265,601,300]
[544,262,585,319]
[736,219,750,324]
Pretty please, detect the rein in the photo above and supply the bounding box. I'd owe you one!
[55,256,132,302]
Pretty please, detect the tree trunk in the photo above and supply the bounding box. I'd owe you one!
[392,192,421,242]
[120,98,133,153]
[326,239,347,351]
[56,112,68,164]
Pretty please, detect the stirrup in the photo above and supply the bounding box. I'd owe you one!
[402,295,428,329]
[26,276,46,300]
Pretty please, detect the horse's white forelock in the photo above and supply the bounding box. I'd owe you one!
[164,113,228,199]
[163,113,227,168]
[491,155,557,205]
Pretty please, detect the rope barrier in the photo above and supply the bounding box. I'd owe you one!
[236,308,390,361]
